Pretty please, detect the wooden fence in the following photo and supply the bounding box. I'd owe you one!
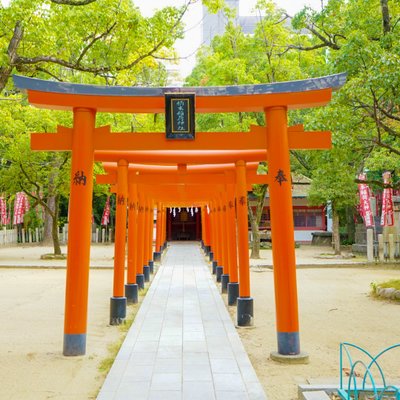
[0,225,113,245]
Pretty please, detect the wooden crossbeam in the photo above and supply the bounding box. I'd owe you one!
[94,126,267,151]
[31,124,330,152]
[31,126,267,151]
[251,124,331,149]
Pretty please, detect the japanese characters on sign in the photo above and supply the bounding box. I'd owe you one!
[165,93,195,139]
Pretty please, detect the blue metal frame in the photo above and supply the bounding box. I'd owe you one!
[339,342,400,399]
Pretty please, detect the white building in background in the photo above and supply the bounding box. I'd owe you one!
[165,64,184,87]
[163,0,259,85]
[248,174,330,243]
[202,0,259,45]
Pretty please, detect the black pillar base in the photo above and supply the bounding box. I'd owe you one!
[237,297,254,326]
[277,332,301,356]
[136,274,145,289]
[153,251,161,262]
[143,265,150,282]
[221,274,229,293]
[209,251,214,262]
[216,266,223,282]
[125,283,139,304]
[110,296,127,325]
[228,282,239,306]
[212,261,218,274]
[149,260,154,274]
[63,334,86,356]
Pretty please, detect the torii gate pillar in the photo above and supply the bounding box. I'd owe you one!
[266,106,308,361]
[226,185,239,306]
[236,160,253,326]
[126,182,139,303]
[63,108,95,356]
[154,202,162,261]
[110,159,128,324]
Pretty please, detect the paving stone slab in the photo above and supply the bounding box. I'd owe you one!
[97,242,267,400]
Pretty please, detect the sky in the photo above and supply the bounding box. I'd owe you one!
[1,0,324,78]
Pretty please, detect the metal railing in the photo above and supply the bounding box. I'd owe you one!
[339,342,400,399]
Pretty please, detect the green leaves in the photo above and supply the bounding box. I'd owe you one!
[287,0,400,209]
[0,0,186,92]
[202,0,225,14]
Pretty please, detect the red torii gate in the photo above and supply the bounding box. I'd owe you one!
[14,73,346,360]
[96,158,268,323]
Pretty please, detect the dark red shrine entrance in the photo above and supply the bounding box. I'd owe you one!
[167,208,202,241]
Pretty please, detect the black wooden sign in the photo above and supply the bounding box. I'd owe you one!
[165,93,195,139]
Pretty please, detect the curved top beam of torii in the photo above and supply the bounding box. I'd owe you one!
[13,73,346,113]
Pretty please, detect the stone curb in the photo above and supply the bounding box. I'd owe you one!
[376,286,400,300]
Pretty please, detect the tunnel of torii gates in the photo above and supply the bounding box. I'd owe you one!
[14,73,346,359]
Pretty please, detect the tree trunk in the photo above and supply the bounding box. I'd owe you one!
[42,196,56,244]
[346,206,356,244]
[238,112,244,129]
[332,205,341,255]
[0,21,23,94]
[248,204,261,258]
[380,0,391,34]
[0,66,12,94]
[248,185,267,259]
[51,195,62,255]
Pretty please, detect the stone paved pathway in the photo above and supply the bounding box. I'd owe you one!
[97,242,266,400]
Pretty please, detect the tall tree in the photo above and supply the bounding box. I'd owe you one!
[187,1,322,257]
[0,0,187,91]
[0,99,71,253]
[286,0,400,250]
[0,0,188,253]
[289,0,400,169]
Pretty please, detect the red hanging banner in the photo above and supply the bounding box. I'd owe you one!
[381,171,394,226]
[13,192,30,225]
[101,196,111,226]
[357,173,374,228]
[0,197,7,225]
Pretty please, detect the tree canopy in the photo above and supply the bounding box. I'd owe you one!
[290,0,400,179]
[185,0,400,252]
[0,0,188,91]
[0,0,189,252]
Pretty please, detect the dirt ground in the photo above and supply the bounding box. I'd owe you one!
[0,244,399,400]
[0,267,122,400]
[234,264,400,400]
